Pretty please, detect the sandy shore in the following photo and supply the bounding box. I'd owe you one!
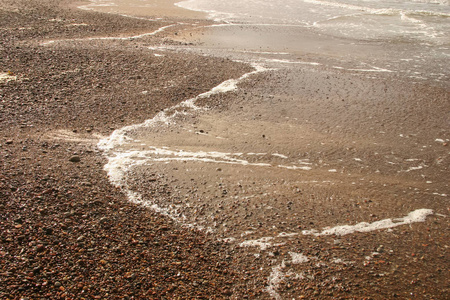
[1,0,449,299]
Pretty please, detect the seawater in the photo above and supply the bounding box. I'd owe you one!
[177,0,449,41]
[177,0,449,83]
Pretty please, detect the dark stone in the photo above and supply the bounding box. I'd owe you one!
[69,156,81,163]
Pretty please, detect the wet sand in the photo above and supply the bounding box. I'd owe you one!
[1,0,449,299]
[78,0,206,19]
[123,68,449,237]
[106,53,449,299]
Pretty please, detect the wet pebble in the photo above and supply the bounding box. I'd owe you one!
[69,155,81,163]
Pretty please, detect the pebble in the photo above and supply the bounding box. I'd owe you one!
[69,155,81,162]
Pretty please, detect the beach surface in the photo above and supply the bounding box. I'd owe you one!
[1,0,449,299]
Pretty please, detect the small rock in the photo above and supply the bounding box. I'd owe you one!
[69,156,81,163]
[5,140,13,144]
[54,281,61,287]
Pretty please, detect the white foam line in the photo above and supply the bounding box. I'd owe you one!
[103,150,214,232]
[98,63,270,229]
[334,64,394,74]
[241,231,255,237]
[266,252,310,300]
[236,50,290,55]
[41,24,175,45]
[435,138,447,143]
[303,0,450,18]
[432,193,448,197]
[240,237,274,251]
[263,58,321,66]
[112,147,314,170]
[403,164,427,172]
[347,67,394,73]
[205,23,308,28]
[278,165,312,171]
[151,157,273,167]
[272,153,288,159]
[277,232,298,238]
[99,63,267,151]
[266,263,285,300]
[313,13,361,27]
[144,147,244,159]
[289,252,309,264]
[0,72,17,82]
[302,209,433,236]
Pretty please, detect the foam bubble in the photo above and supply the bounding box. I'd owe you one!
[289,252,309,264]
[239,237,275,250]
[0,72,17,82]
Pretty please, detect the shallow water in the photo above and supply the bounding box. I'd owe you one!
[176,0,450,84]
[177,0,450,41]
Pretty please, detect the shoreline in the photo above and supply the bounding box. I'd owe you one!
[1,0,448,299]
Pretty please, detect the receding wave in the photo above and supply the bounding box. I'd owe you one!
[303,0,450,17]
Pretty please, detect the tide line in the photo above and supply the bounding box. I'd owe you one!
[41,24,175,46]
